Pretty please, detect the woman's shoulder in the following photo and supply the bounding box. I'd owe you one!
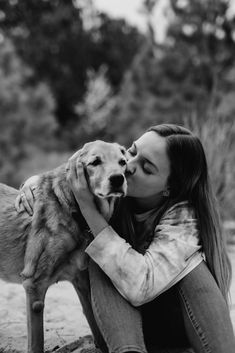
[159,201,196,226]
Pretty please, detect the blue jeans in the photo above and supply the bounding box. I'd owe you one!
[73,260,235,353]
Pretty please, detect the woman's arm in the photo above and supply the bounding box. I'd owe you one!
[66,160,203,306]
[85,204,203,306]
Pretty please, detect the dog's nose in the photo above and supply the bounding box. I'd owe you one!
[109,174,124,188]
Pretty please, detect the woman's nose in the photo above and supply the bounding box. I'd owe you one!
[126,159,136,175]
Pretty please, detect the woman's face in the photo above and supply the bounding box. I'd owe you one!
[126,131,170,200]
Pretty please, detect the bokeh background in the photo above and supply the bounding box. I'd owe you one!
[0,0,235,228]
[1,2,235,351]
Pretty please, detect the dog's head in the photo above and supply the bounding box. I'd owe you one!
[70,140,127,198]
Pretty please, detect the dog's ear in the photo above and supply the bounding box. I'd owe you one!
[69,142,93,163]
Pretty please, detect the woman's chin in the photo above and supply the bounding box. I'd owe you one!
[126,181,139,197]
[126,188,133,197]
[126,188,138,198]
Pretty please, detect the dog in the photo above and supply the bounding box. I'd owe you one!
[0,140,127,353]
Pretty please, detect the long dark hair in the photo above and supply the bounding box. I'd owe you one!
[111,124,231,304]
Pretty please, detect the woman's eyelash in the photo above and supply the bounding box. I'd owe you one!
[143,165,152,174]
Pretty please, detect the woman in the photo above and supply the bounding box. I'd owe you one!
[18,124,235,353]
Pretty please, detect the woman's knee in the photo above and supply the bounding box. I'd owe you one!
[177,262,235,353]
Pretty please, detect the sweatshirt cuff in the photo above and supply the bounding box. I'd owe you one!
[85,225,126,267]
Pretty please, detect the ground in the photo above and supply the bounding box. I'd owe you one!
[1,246,235,353]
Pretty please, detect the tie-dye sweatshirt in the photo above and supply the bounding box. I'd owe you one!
[85,201,203,306]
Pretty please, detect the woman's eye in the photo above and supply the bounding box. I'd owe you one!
[143,165,152,175]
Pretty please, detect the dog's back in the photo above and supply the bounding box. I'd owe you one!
[0,141,128,353]
[0,141,127,286]
[0,166,85,284]
[0,183,31,283]
[22,166,85,280]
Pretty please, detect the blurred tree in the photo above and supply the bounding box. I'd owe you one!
[166,0,235,117]
[185,113,235,219]
[0,0,142,127]
[108,0,235,146]
[75,66,116,141]
[0,37,57,186]
[89,13,143,89]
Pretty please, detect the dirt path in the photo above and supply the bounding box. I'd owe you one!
[1,247,235,353]
[0,280,91,352]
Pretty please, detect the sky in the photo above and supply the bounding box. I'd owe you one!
[93,0,170,42]
[93,0,235,42]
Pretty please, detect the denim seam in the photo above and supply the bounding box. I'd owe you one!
[91,291,111,349]
[91,291,147,353]
[178,287,211,353]
[112,345,147,353]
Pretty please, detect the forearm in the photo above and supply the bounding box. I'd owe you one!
[81,205,109,237]
[85,204,203,306]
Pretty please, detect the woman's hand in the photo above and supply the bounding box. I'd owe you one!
[15,175,39,215]
[66,158,109,234]
[66,158,96,210]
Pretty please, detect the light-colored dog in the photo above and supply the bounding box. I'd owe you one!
[0,140,127,353]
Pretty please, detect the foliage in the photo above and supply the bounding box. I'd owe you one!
[106,0,235,146]
[0,0,235,221]
[0,37,57,186]
[167,0,235,114]
[75,66,116,141]
[16,146,71,185]
[0,0,143,126]
[184,113,235,219]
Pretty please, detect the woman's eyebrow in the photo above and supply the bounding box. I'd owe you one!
[133,142,159,171]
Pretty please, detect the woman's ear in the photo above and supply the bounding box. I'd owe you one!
[162,189,170,197]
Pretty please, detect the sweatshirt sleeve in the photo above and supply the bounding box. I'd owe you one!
[85,203,201,306]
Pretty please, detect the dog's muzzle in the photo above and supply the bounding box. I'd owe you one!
[108,174,126,197]
[109,174,125,188]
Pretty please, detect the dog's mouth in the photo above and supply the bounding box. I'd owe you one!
[108,190,126,197]
[97,190,126,198]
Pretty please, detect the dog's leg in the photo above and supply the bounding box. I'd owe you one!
[72,272,100,341]
[21,230,46,279]
[23,279,47,353]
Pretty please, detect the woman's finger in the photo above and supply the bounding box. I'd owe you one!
[71,159,78,180]
[24,186,35,205]
[21,193,33,216]
[66,159,78,187]
[76,161,87,187]
[15,194,22,212]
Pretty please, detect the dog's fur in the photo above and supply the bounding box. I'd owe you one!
[0,140,127,353]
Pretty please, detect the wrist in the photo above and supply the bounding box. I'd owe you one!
[80,202,97,214]
[81,205,108,237]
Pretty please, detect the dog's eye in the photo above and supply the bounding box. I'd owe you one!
[119,159,127,166]
[89,158,102,166]
[120,147,126,155]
